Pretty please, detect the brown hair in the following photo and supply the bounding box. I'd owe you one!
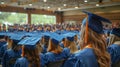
[80,26,110,67]
[108,34,120,46]
[36,42,43,53]
[65,39,78,54]
[7,38,13,49]
[47,39,63,54]
[24,46,40,67]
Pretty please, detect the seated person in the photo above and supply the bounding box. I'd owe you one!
[43,33,70,66]
[14,37,42,67]
[63,11,111,67]
[107,28,120,67]
[2,34,24,67]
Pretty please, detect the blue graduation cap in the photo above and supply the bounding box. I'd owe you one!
[10,34,25,43]
[50,33,65,45]
[18,37,42,49]
[42,32,51,40]
[63,32,76,41]
[0,32,6,38]
[10,34,24,41]
[82,11,111,34]
[110,28,120,37]
[6,32,15,37]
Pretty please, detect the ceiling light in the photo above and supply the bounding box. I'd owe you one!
[96,4,99,6]
[47,6,50,9]
[63,4,67,6]
[58,8,61,11]
[43,0,47,2]
[29,4,32,6]
[1,1,5,4]
[84,0,88,3]
[75,6,78,9]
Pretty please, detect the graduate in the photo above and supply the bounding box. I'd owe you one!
[2,34,24,67]
[0,33,13,61]
[41,32,50,54]
[43,33,70,67]
[63,11,111,67]
[0,33,7,64]
[107,28,120,67]
[0,34,6,48]
[14,37,42,67]
[63,33,78,54]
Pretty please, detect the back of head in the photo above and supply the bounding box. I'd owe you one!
[24,46,40,67]
[47,39,63,54]
[108,28,120,45]
[80,11,111,67]
[66,40,78,54]
[18,37,42,67]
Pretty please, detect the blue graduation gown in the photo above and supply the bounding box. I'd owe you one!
[14,57,28,67]
[107,44,120,64]
[0,44,7,64]
[14,53,44,67]
[2,49,21,67]
[43,48,70,65]
[63,48,99,67]
[40,53,46,67]
[0,44,7,58]
[0,41,7,48]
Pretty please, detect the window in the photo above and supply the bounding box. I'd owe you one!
[0,12,27,25]
[31,14,56,25]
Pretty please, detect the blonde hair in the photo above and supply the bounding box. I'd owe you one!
[108,34,120,46]
[47,39,63,54]
[80,26,110,67]
[65,39,78,54]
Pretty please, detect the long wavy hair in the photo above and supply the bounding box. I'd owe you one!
[36,42,43,53]
[47,39,63,54]
[80,25,110,67]
[24,46,40,67]
[108,34,120,46]
[65,39,78,54]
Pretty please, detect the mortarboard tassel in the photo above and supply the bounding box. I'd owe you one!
[21,45,25,57]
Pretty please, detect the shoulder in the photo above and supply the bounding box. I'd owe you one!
[107,44,120,56]
[45,52,53,55]
[44,52,54,57]
[15,57,28,65]
[74,48,94,57]
[62,48,70,56]
[5,49,14,54]
[63,48,70,52]
[108,44,120,49]
[107,44,120,53]
[16,57,27,62]
[15,57,28,67]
